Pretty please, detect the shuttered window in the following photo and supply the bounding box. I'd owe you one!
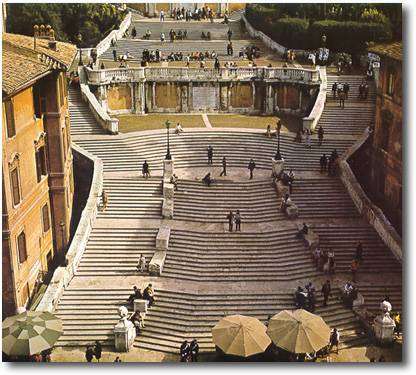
[10,167,21,205]
[17,231,27,263]
[42,204,50,232]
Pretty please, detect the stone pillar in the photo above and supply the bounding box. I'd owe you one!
[373,301,396,344]
[163,159,174,181]
[265,84,274,114]
[298,89,303,111]
[163,159,174,219]
[282,85,288,109]
[98,85,108,112]
[188,82,193,111]
[181,84,188,112]
[271,157,285,178]
[220,84,228,111]
[140,82,146,113]
[114,307,136,352]
[152,82,156,109]
[251,82,256,111]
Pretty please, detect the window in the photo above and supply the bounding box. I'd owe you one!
[10,167,21,206]
[387,68,395,96]
[35,146,47,182]
[42,204,51,233]
[17,231,27,263]
[5,100,16,138]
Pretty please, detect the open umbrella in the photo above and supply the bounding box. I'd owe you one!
[267,309,330,354]
[212,314,271,357]
[2,311,63,356]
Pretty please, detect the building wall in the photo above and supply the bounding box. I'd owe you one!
[107,83,132,111]
[369,56,402,233]
[155,82,180,109]
[2,87,53,314]
[230,82,253,108]
[2,70,74,316]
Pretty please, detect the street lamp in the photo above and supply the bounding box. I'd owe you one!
[165,120,172,160]
[275,120,282,160]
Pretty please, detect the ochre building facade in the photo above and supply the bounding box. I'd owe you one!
[2,32,77,316]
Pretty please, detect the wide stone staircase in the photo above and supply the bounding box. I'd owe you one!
[53,287,368,352]
[100,176,163,220]
[74,131,355,173]
[162,228,320,282]
[357,284,402,315]
[319,75,376,136]
[313,225,401,274]
[75,228,158,276]
[68,86,105,136]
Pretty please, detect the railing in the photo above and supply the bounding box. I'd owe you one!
[85,66,321,85]
[79,67,119,134]
[36,145,103,312]
[96,12,132,57]
[303,65,327,131]
[338,129,402,261]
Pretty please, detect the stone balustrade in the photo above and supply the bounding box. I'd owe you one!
[85,66,321,85]
[35,144,103,312]
[303,65,327,132]
[338,129,402,261]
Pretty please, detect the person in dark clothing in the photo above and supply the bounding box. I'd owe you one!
[318,126,324,146]
[321,280,331,307]
[131,27,137,39]
[220,156,227,176]
[227,28,233,41]
[142,160,150,178]
[127,286,142,305]
[332,82,337,99]
[85,346,94,362]
[307,288,316,312]
[113,49,117,62]
[295,287,307,309]
[202,172,213,187]
[214,57,220,71]
[100,62,105,69]
[248,159,256,179]
[94,341,102,362]
[180,340,191,362]
[226,211,233,232]
[343,82,350,99]
[355,242,363,262]
[190,339,199,362]
[234,210,241,231]
[143,284,154,307]
[320,154,327,173]
[207,145,213,164]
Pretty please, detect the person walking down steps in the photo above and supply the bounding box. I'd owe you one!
[226,211,234,232]
[234,210,242,231]
[248,159,256,180]
[220,156,227,177]
[207,145,213,165]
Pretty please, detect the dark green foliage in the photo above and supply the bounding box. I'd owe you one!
[6,3,126,47]
[271,18,309,49]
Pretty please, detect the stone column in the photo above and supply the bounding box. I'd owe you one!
[152,82,156,109]
[114,307,136,352]
[251,81,256,112]
[163,159,174,219]
[265,84,274,114]
[298,88,303,111]
[181,84,188,112]
[98,85,108,112]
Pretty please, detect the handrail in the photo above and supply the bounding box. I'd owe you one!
[303,65,327,131]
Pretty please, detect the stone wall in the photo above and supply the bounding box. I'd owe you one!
[230,82,253,108]
[303,66,327,131]
[338,129,402,261]
[107,83,133,112]
[35,144,103,312]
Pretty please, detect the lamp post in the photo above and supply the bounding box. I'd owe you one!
[165,120,172,160]
[275,120,282,160]
[77,33,83,66]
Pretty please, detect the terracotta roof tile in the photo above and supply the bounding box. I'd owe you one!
[368,41,402,62]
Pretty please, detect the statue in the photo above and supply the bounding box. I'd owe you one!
[373,298,396,344]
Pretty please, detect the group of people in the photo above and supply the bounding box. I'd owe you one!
[358,79,370,100]
[294,282,317,312]
[127,284,155,308]
[312,247,336,274]
[170,6,216,22]
[179,339,199,362]
[331,81,350,109]
[238,45,261,60]
[85,341,102,362]
[226,210,242,232]
[319,149,339,176]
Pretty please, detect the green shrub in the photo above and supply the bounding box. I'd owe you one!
[271,17,310,49]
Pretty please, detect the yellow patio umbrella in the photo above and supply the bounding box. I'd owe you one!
[212,314,271,357]
[267,309,330,354]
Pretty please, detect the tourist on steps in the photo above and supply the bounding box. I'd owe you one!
[127,286,142,305]
[207,145,213,164]
[175,122,184,134]
[329,328,340,354]
[305,129,312,149]
[266,124,271,138]
[321,280,331,307]
[94,341,102,362]
[142,160,150,178]
[170,174,179,191]
[137,254,146,273]
[101,190,108,211]
[190,339,199,362]
[180,340,191,362]
[355,242,363,262]
[85,346,94,362]
[318,125,324,146]
[226,211,234,232]
[248,158,256,179]
[202,172,213,187]
[320,153,328,173]
[234,210,242,231]
[220,156,227,176]
[143,283,155,307]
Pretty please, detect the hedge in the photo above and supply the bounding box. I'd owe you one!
[271,18,310,49]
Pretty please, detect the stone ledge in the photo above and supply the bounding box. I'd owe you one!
[36,145,103,312]
[149,251,167,276]
[156,226,170,251]
[162,198,174,219]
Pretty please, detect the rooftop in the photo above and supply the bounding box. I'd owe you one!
[2,33,77,96]
[368,41,402,62]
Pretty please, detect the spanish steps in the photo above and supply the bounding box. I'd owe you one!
[54,12,402,358]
